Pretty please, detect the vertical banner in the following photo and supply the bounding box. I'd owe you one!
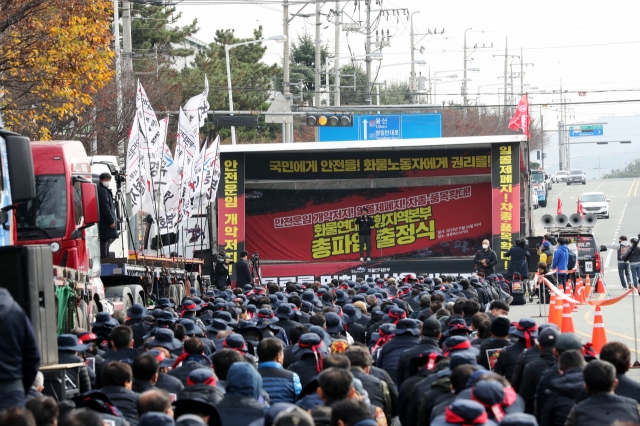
[491,142,521,273]
[217,153,245,280]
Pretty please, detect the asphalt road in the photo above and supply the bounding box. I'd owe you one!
[510,177,640,363]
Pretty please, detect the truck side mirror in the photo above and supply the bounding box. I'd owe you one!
[600,245,608,252]
[1,131,35,204]
[81,182,99,226]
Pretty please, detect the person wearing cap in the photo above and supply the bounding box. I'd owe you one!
[216,363,268,425]
[457,378,523,423]
[342,304,366,344]
[493,318,538,382]
[474,240,498,276]
[431,399,497,426]
[178,368,224,406]
[223,334,258,367]
[539,350,586,426]
[397,317,441,386]
[515,326,559,412]
[79,390,130,426]
[169,338,213,386]
[287,333,328,388]
[257,338,302,404]
[274,305,298,338]
[99,361,140,425]
[565,360,640,426]
[57,334,92,395]
[174,396,222,426]
[375,319,420,386]
[478,317,513,371]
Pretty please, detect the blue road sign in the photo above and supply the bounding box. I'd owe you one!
[319,113,441,142]
[569,124,604,137]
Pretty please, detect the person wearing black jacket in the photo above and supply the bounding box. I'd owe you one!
[355,208,375,261]
[600,342,640,403]
[0,288,40,410]
[396,317,441,386]
[234,251,252,288]
[97,173,119,259]
[474,239,498,275]
[56,334,92,397]
[539,350,585,426]
[518,327,560,414]
[100,361,141,426]
[494,318,538,382]
[215,251,231,289]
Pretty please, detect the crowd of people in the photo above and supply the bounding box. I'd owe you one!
[3,272,640,426]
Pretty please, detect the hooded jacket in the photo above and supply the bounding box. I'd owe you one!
[539,368,584,426]
[0,288,40,393]
[551,244,570,275]
[519,347,557,414]
[217,363,268,425]
[396,336,441,386]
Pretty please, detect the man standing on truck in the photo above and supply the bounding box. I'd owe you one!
[474,239,498,275]
[235,250,252,287]
[355,208,375,262]
[98,173,118,259]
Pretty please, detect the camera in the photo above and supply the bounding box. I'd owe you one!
[251,252,260,264]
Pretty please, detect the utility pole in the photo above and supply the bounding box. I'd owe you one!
[113,0,124,160]
[365,0,372,105]
[334,1,341,106]
[282,0,290,143]
[540,112,545,170]
[314,0,322,141]
[463,27,471,116]
[410,11,420,104]
[122,0,133,77]
[503,37,507,116]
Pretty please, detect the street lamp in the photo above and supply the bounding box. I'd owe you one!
[225,34,286,145]
[476,82,512,104]
[433,68,478,103]
[410,11,420,103]
[380,60,426,68]
[434,78,471,104]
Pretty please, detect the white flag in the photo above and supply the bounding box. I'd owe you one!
[189,135,221,215]
[174,107,199,223]
[125,114,148,215]
[135,81,163,214]
[184,76,210,134]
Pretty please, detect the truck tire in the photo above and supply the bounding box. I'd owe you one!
[168,284,185,306]
[567,182,571,185]
[105,286,134,313]
[582,181,586,185]
[539,199,547,208]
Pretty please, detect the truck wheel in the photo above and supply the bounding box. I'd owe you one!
[582,181,586,185]
[539,200,547,208]
[567,182,571,185]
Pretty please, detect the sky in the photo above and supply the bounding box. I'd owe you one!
[172,0,640,173]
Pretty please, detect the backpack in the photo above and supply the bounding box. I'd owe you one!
[567,251,577,270]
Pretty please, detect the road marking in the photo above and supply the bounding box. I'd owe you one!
[628,179,638,197]
[636,180,639,197]
[606,202,628,267]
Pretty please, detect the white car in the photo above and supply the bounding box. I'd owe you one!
[531,189,539,210]
[554,171,569,183]
[579,192,610,218]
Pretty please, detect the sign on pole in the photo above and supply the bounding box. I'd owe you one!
[569,125,604,137]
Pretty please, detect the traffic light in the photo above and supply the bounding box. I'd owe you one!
[305,114,353,127]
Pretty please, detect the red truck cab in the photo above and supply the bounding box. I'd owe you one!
[15,141,99,271]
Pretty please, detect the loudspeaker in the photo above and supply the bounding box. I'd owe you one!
[193,249,214,278]
[0,245,58,366]
[540,214,554,227]
[1,131,36,203]
[555,214,568,227]
[569,214,583,227]
[584,213,598,227]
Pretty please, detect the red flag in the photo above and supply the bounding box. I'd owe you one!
[557,198,563,215]
[508,95,530,139]
[577,199,585,218]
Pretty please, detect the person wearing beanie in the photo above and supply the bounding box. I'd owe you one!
[478,317,513,371]
[516,327,560,412]
[397,317,442,385]
[494,318,538,382]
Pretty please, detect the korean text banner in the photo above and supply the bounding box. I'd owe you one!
[244,148,491,180]
[245,183,492,262]
[491,142,521,273]
[217,153,245,278]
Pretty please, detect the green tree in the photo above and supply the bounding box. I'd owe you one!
[378,81,412,105]
[335,63,367,105]
[288,31,330,104]
[603,158,640,178]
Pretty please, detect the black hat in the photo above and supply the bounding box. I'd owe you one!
[342,304,362,322]
[443,318,472,337]
[187,368,217,386]
[58,334,90,352]
[302,290,320,304]
[156,298,175,308]
[431,399,496,426]
[309,325,333,348]
[216,311,237,325]
[335,290,348,304]
[449,352,478,370]
[555,332,583,352]
[182,298,199,312]
[499,413,539,426]
[257,308,277,323]
[384,307,407,324]
[147,328,182,351]
[127,303,148,320]
[443,335,480,357]
[510,318,539,343]
[223,334,248,354]
[236,321,264,340]
[139,412,175,426]
[176,318,203,336]
[469,380,520,421]
[146,349,175,368]
[269,295,282,309]
[324,312,344,334]
[174,398,221,426]
[207,319,231,334]
[491,317,511,337]
[394,319,420,336]
[157,310,176,324]
[422,317,443,337]
[91,312,119,328]
[80,390,123,417]
[276,304,296,320]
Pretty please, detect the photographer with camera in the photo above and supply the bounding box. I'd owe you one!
[235,250,252,287]
[355,207,375,261]
[215,250,232,290]
[98,172,119,259]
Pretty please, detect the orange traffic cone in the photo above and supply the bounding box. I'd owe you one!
[591,305,608,354]
[547,292,556,323]
[575,279,585,303]
[561,299,575,333]
[553,292,564,328]
[585,275,592,298]
[596,277,606,293]
[565,282,574,311]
